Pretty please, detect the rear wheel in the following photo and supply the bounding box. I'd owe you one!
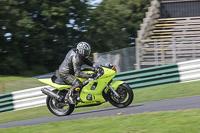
[107,84,134,108]
[46,89,75,116]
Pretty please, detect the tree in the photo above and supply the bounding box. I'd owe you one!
[0,0,89,75]
[85,0,150,53]
[0,0,150,75]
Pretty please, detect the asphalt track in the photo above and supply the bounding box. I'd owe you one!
[1,95,200,128]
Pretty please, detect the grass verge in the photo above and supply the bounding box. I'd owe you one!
[0,109,200,133]
[0,76,26,84]
[0,75,44,93]
[0,81,200,124]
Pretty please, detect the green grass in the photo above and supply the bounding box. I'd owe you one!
[3,77,44,93]
[1,109,200,133]
[1,81,200,124]
[0,76,26,84]
[0,75,44,93]
[133,80,200,103]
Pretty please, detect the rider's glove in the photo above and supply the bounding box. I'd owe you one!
[91,72,97,78]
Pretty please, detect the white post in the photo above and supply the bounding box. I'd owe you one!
[107,53,111,64]
[113,54,121,72]
[93,53,98,62]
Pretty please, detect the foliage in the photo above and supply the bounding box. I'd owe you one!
[0,0,150,75]
[86,0,150,52]
[0,0,89,75]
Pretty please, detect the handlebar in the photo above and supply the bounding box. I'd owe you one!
[82,67,104,86]
[82,68,103,86]
[93,73,101,80]
[93,67,104,80]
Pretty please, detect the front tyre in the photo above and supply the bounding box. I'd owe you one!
[46,89,75,116]
[107,83,134,108]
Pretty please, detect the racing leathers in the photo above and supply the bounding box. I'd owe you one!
[58,48,95,104]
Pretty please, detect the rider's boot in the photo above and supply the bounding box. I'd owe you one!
[66,88,76,105]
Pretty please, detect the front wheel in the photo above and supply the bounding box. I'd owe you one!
[46,89,75,116]
[107,83,134,108]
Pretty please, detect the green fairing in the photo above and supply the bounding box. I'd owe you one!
[110,81,125,90]
[78,68,115,104]
[38,78,72,90]
[38,67,124,107]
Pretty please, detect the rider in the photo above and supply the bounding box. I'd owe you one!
[58,42,96,104]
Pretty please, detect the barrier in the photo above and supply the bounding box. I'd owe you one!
[0,86,53,113]
[178,59,200,82]
[114,63,180,88]
[1,59,200,113]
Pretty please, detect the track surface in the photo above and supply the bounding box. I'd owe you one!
[1,95,200,128]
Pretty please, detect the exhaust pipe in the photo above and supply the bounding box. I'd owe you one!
[41,88,60,100]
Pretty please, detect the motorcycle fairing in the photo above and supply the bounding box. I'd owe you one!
[38,77,72,90]
[103,81,125,94]
[77,81,125,107]
[110,81,125,90]
[78,67,116,103]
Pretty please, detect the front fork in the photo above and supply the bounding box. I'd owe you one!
[108,85,120,98]
[106,81,124,98]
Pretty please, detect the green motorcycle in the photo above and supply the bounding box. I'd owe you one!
[38,57,134,116]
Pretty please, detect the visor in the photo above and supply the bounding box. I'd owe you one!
[84,49,91,58]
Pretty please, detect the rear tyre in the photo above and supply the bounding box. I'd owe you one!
[46,89,75,116]
[107,83,134,108]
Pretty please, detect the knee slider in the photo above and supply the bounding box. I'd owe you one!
[72,79,82,91]
[75,88,81,92]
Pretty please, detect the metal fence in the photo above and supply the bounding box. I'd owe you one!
[93,46,136,72]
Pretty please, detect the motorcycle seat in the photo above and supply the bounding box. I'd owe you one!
[51,75,70,85]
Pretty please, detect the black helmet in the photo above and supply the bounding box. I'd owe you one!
[76,42,91,58]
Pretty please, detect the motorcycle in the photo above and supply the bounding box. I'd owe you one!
[38,57,134,116]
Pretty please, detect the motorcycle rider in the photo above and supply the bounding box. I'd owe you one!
[58,42,96,104]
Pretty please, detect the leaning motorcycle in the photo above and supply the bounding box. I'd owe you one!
[38,57,134,116]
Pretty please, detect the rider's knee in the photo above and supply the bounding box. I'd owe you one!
[73,79,82,88]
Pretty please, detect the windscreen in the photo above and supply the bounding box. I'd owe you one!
[93,56,111,68]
